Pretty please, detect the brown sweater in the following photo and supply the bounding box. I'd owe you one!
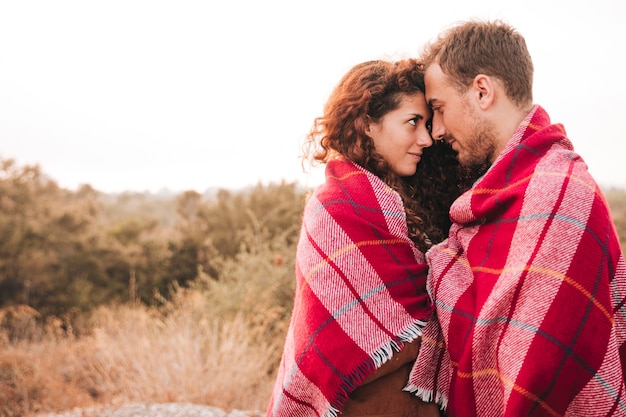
[339,339,441,417]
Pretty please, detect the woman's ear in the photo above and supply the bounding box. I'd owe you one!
[363,115,374,137]
[472,74,495,110]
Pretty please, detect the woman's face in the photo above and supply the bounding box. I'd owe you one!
[366,92,433,177]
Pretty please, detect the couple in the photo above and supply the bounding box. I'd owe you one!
[267,20,626,417]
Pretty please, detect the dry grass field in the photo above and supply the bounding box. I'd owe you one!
[0,279,290,417]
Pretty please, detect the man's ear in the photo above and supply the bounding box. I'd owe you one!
[472,74,495,110]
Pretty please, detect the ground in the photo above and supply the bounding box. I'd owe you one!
[35,403,264,417]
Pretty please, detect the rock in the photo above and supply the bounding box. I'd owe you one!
[35,403,264,417]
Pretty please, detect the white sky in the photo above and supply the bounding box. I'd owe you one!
[0,0,624,193]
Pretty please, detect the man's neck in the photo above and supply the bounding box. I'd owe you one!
[489,102,534,163]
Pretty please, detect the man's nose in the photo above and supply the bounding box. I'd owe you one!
[431,116,446,141]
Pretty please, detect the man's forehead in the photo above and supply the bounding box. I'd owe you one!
[424,64,452,100]
[424,63,445,83]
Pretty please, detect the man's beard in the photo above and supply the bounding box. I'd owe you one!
[457,118,497,168]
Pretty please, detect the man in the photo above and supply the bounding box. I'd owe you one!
[405,20,626,416]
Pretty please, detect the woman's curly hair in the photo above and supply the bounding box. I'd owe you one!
[302,59,485,252]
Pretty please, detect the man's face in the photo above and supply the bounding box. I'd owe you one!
[424,63,496,167]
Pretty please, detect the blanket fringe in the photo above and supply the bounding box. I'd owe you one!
[399,320,426,342]
[324,405,341,417]
[328,320,428,415]
[404,384,448,411]
[372,321,425,367]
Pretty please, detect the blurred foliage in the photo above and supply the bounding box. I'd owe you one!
[0,156,624,321]
[0,157,307,318]
[605,188,626,251]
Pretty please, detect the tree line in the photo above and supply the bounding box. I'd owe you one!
[0,157,625,318]
[0,158,306,317]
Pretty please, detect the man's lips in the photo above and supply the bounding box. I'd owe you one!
[445,137,458,150]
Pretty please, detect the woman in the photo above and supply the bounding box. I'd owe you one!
[266,59,475,417]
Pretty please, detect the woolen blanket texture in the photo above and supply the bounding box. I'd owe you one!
[406,105,626,416]
[266,158,433,417]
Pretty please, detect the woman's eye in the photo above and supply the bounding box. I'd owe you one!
[409,117,418,126]
[426,119,432,133]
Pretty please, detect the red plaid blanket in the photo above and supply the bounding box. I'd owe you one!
[407,105,626,416]
[266,158,433,417]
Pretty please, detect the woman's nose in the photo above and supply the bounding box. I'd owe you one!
[417,129,433,148]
